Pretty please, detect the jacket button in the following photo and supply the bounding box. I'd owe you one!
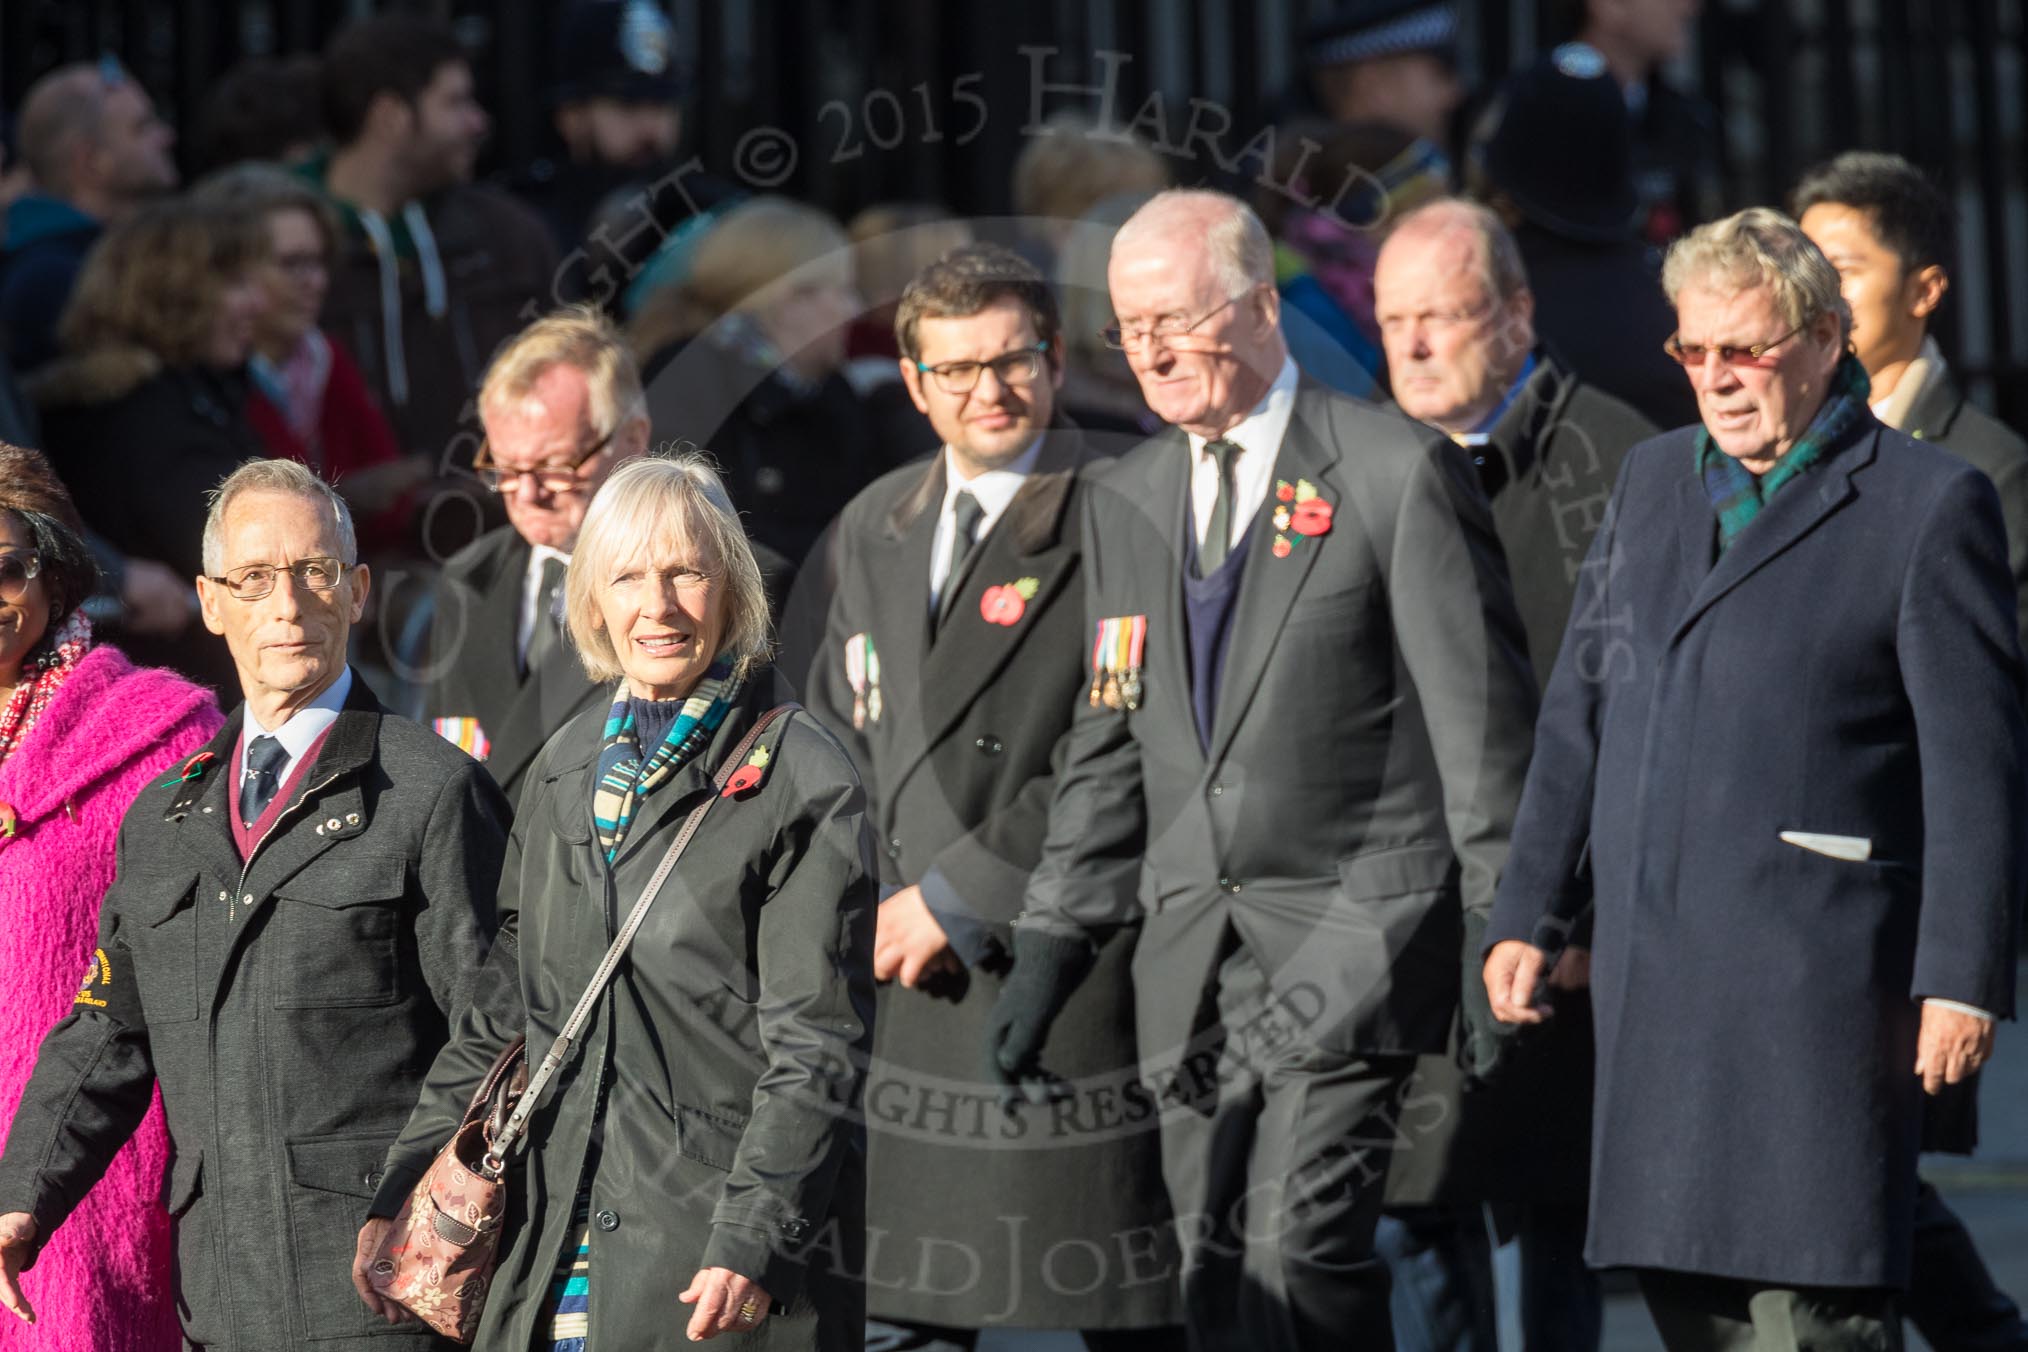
[595,1209,620,1232]
[1217,875,1242,894]
[1210,784,1224,796]
[241,893,255,906]
[974,736,1003,755]
[887,837,902,858]
[365,1170,384,1190]
[217,890,228,902]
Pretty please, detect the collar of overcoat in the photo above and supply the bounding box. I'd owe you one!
[1197,380,1345,765]
[1668,414,1882,645]
[873,423,1092,756]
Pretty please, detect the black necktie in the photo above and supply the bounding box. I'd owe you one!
[525,555,568,676]
[935,490,987,630]
[239,734,289,827]
[1199,438,1242,574]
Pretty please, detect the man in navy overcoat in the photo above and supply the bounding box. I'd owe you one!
[1483,208,2026,1350]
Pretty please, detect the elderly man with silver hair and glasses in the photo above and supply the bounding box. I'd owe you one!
[987,187,1536,1350]
[0,457,509,1350]
[1483,206,2027,1351]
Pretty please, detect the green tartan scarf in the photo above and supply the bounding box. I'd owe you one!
[591,659,745,861]
[1696,352,1872,552]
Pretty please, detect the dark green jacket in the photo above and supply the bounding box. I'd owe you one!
[0,676,509,1351]
[376,673,877,1351]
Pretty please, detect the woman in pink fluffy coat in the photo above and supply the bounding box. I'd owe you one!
[0,443,221,1350]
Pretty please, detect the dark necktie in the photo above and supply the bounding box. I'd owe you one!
[1199,438,1242,574]
[525,555,568,676]
[239,734,289,827]
[935,490,987,630]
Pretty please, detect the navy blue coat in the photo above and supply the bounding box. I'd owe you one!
[1487,417,2027,1288]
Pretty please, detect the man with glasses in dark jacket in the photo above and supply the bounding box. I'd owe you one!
[0,458,507,1350]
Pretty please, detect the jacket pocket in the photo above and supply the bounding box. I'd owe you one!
[161,1149,224,1345]
[121,868,200,1024]
[1338,842,1458,901]
[674,1104,749,1171]
[271,855,408,1008]
[285,1132,397,1341]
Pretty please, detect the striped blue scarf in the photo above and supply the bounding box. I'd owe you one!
[591,659,744,861]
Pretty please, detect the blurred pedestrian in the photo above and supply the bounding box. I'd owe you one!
[989,189,1535,1352]
[840,202,971,459]
[307,13,557,463]
[804,244,1182,1349]
[362,453,874,1351]
[187,56,326,178]
[0,443,220,1352]
[29,195,267,687]
[1471,50,1699,429]
[1255,120,1450,399]
[1288,2,1463,147]
[422,306,647,807]
[1010,112,1171,271]
[506,0,693,261]
[1051,194,1160,443]
[1,60,178,371]
[1485,208,2025,1352]
[196,164,427,553]
[632,197,889,563]
[0,457,508,1350]
[1555,0,1721,244]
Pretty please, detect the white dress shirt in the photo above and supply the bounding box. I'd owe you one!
[518,544,572,666]
[928,440,1043,611]
[1187,356,1300,555]
[238,665,354,791]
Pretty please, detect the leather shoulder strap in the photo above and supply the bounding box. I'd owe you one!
[490,702,801,1158]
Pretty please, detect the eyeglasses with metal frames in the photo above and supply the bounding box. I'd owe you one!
[1102,289,1259,351]
[204,557,349,602]
[1663,324,1804,370]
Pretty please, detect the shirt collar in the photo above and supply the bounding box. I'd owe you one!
[244,665,354,767]
[1187,355,1300,462]
[940,437,1044,522]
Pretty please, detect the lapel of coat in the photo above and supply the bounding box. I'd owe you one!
[853,454,942,785]
[1135,427,1197,759]
[915,430,1087,759]
[1206,389,1340,766]
[1669,427,1877,645]
[168,713,249,890]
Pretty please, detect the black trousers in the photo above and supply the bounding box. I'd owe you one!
[1906,1179,2028,1351]
[1153,937,1412,1352]
[1636,1268,1903,1352]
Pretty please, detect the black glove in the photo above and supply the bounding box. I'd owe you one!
[1458,907,1515,1087]
[984,928,1095,1107]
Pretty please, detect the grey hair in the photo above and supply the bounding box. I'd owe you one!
[1662,206,1852,342]
[201,458,357,575]
[563,452,773,682]
[1116,189,1276,297]
[1387,197,1530,300]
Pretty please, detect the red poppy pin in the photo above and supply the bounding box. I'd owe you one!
[0,801,17,840]
[156,751,217,790]
[1270,479,1334,556]
[722,745,772,798]
[980,576,1041,626]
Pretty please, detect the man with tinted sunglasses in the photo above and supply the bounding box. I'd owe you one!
[1484,207,2025,1350]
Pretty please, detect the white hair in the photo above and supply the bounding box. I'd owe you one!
[1114,189,1275,297]
[201,458,357,575]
